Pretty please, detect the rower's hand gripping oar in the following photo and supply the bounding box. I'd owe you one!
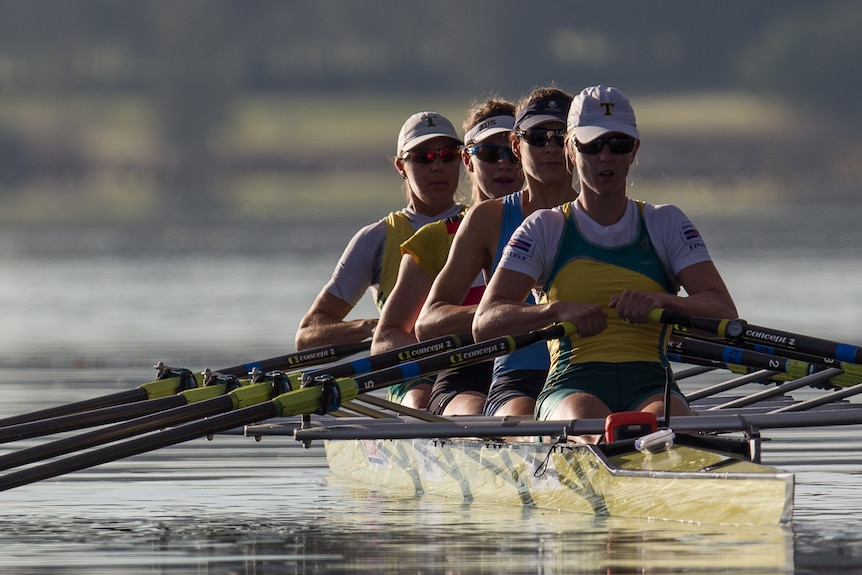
[0,322,575,492]
[0,340,372,429]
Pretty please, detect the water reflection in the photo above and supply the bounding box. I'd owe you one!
[0,478,797,574]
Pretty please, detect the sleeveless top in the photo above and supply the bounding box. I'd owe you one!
[376,210,421,310]
[491,190,550,377]
[541,201,675,389]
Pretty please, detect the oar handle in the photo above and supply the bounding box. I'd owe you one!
[648,308,746,339]
[299,333,471,386]
[230,340,372,377]
[290,322,577,408]
[651,308,862,366]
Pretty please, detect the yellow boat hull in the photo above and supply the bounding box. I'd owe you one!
[324,436,793,525]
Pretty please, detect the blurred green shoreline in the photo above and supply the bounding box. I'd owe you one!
[0,91,854,226]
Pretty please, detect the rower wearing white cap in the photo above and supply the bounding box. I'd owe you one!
[473,86,738,438]
[371,98,523,412]
[296,111,465,408]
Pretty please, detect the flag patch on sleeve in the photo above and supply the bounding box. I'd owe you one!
[507,235,534,257]
[679,222,705,250]
[680,223,701,243]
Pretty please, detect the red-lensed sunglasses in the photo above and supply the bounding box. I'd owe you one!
[401,147,462,164]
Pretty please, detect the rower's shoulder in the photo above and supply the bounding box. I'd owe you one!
[459,198,506,229]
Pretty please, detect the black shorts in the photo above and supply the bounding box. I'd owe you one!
[427,361,493,415]
[483,369,546,416]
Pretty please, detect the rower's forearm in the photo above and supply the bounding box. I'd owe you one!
[370,326,417,355]
[658,291,738,322]
[473,302,556,342]
[415,304,476,341]
[295,318,377,350]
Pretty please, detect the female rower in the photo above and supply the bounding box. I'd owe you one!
[415,86,578,418]
[371,98,523,413]
[295,111,465,408]
[473,85,737,439]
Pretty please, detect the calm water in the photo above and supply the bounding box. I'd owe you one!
[0,199,861,574]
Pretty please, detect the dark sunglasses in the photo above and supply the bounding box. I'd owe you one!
[401,146,462,164]
[467,144,518,164]
[574,136,637,155]
[515,128,566,147]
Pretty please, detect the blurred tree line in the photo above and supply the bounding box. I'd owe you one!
[0,0,859,218]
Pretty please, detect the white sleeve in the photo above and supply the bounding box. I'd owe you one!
[497,208,566,286]
[644,204,712,277]
[323,220,386,306]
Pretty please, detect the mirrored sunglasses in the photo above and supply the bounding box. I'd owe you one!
[401,146,462,164]
[467,144,518,164]
[516,128,566,147]
[574,136,637,155]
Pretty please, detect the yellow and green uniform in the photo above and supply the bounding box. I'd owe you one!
[535,201,681,418]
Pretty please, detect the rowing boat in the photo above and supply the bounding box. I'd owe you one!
[321,423,793,525]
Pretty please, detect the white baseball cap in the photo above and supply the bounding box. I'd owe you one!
[568,85,640,142]
[463,115,515,146]
[397,111,462,154]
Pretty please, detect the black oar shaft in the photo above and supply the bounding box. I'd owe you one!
[0,401,276,493]
[739,323,862,365]
[0,395,187,444]
[0,396,235,473]
[223,340,371,377]
[653,308,862,365]
[300,334,470,384]
[0,388,149,429]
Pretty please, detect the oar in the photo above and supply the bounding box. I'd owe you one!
[0,372,249,445]
[0,374,280,475]
[672,325,862,380]
[652,308,862,366]
[0,323,576,491]
[0,333,473,471]
[667,336,862,410]
[0,340,371,429]
[0,334,472,444]
[297,332,472,385]
[668,337,862,390]
[709,368,845,410]
[769,383,862,413]
[672,365,718,380]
